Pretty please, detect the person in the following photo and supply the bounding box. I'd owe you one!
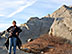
[6,20,22,54]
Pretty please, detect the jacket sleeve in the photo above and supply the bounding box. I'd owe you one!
[18,27,22,33]
[7,26,12,32]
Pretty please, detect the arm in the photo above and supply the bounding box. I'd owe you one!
[16,27,22,36]
[18,27,22,33]
[7,26,12,32]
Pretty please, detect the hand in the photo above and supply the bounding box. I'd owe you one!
[9,33,12,36]
[16,32,18,36]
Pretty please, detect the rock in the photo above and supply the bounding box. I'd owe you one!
[49,5,72,42]
[44,14,50,17]
[20,17,54,44]
[27,38,34,42]
[51,5,72,18]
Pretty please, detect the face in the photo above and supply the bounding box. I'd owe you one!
[12,22,16,26]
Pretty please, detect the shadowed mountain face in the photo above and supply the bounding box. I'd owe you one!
[20,17,54,44]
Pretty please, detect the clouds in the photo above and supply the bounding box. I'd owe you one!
[0,0,25,17]
[38,0,72,14]
[0,0,37,17]
[0,14,5,16]
[0,23,11,31]
[0,1,25,7]
[49,0,72,6]
[8,0,37,18]
[0,0,71,17]
[0,23,20,31]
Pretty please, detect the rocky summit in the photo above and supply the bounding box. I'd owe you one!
[49,5,72,42]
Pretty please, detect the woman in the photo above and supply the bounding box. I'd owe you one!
[6,20,22,54]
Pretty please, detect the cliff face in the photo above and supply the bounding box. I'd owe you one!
[49,5,72,42]
[20,17,54,43]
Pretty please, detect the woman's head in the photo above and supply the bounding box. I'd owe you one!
[12,20,16,26]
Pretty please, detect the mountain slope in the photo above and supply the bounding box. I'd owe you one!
[49,5,72,42]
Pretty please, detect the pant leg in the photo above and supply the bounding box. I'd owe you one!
[8,38,13,54]
[13,37,17,54]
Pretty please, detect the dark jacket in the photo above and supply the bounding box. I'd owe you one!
[7,25,22,38]
[5,25,22,50]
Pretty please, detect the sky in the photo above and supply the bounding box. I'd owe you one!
[0,0,72,32]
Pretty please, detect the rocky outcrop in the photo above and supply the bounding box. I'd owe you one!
[20,17,54,43]
[51,5,72,18]
[49,5,72,42]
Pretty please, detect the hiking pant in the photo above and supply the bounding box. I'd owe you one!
[8,37,17,54]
